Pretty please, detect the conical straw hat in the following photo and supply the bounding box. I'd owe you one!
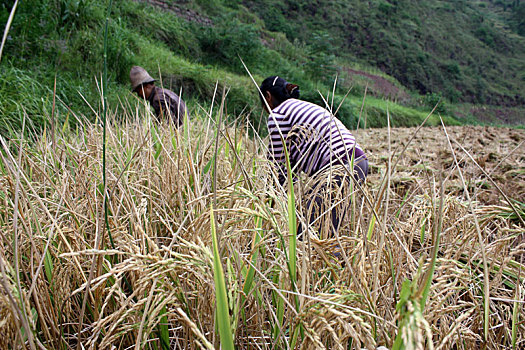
[130,66,155,91]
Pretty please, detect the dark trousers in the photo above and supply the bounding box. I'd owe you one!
[298,157,368,239]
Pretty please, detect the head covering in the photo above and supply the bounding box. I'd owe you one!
[130,66,155,91]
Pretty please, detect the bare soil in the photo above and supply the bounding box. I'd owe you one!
[344,68,410,101]
[357,125,525,206]
[133,0,213,26]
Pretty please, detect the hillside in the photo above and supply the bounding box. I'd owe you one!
[127,0,525,108]
[0,0,524,138]
[239,0,525,107]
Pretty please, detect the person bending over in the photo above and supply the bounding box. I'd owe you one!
[130,66,189,127]
[259,76,368,236]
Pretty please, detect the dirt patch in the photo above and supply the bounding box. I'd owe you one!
[133,0,213,26]
[344,68,410,102]
[357,125,525,206]
[467,105,525,126]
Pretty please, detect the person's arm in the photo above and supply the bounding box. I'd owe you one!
[170,95,189,127]
[150,90,165,120]
[153,90,186,127]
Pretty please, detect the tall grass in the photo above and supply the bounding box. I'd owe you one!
[0,92,523,349]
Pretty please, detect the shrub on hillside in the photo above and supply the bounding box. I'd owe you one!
[305,31,338,82]
[423,92,448,115]
[510,3,525,35]
[198,16,264,72]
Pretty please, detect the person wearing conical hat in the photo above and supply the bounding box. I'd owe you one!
[130,66,189,127]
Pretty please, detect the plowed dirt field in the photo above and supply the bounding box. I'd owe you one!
[358,125,524,206]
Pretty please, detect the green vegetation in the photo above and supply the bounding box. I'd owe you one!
[2,0,523,138]
[243,0,525,106]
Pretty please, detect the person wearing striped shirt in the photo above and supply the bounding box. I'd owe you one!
[259,76,368,235]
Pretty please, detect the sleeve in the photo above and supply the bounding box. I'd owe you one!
[154,91,188,127]
[151,92,168,120]
[170,95,190,127]
[150,93,162,119]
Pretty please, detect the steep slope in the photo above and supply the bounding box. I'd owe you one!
[239,0,525,107]
[1,0,523,137]
[0,0,461,136]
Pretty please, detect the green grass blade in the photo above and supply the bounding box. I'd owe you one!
[284,145,297,283]
[203,156,214,175]
[158,305,170,350]
[511,273,521,349]
[44,249,53,285]
[275,286,285,339]
[152,125,162,160]
[366,215,376,240]
[282,141,302,340]
[210,207,235,349]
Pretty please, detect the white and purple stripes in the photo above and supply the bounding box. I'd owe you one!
[267,98,364,184]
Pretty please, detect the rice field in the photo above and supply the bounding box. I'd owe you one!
[0,102,524,349]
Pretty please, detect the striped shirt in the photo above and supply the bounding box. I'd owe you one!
[267,98,365,184]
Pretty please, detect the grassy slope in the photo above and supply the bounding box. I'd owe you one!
[1,0,464,138]
[2,0,524,137]
[240,0,525,107]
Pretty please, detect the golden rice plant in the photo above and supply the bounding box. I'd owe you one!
[0,91,524,349]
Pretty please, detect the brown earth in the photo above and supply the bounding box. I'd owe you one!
[466,105,524,126]
[356,125,525,206]
[344,68,410,102]
[133,0,213,26]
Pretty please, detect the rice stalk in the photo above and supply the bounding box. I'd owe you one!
[0,74,523,349]
[452,140,525,227]
[356,83,369,131]
[418,172,444,310]
[441,119,490,343]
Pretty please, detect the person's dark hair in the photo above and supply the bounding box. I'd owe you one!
[259,76,300,108]
[133,81,155,93]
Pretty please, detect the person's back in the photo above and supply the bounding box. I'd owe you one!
[147,86,189,127]
[268,98,365,183]
[259,75,368,236]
